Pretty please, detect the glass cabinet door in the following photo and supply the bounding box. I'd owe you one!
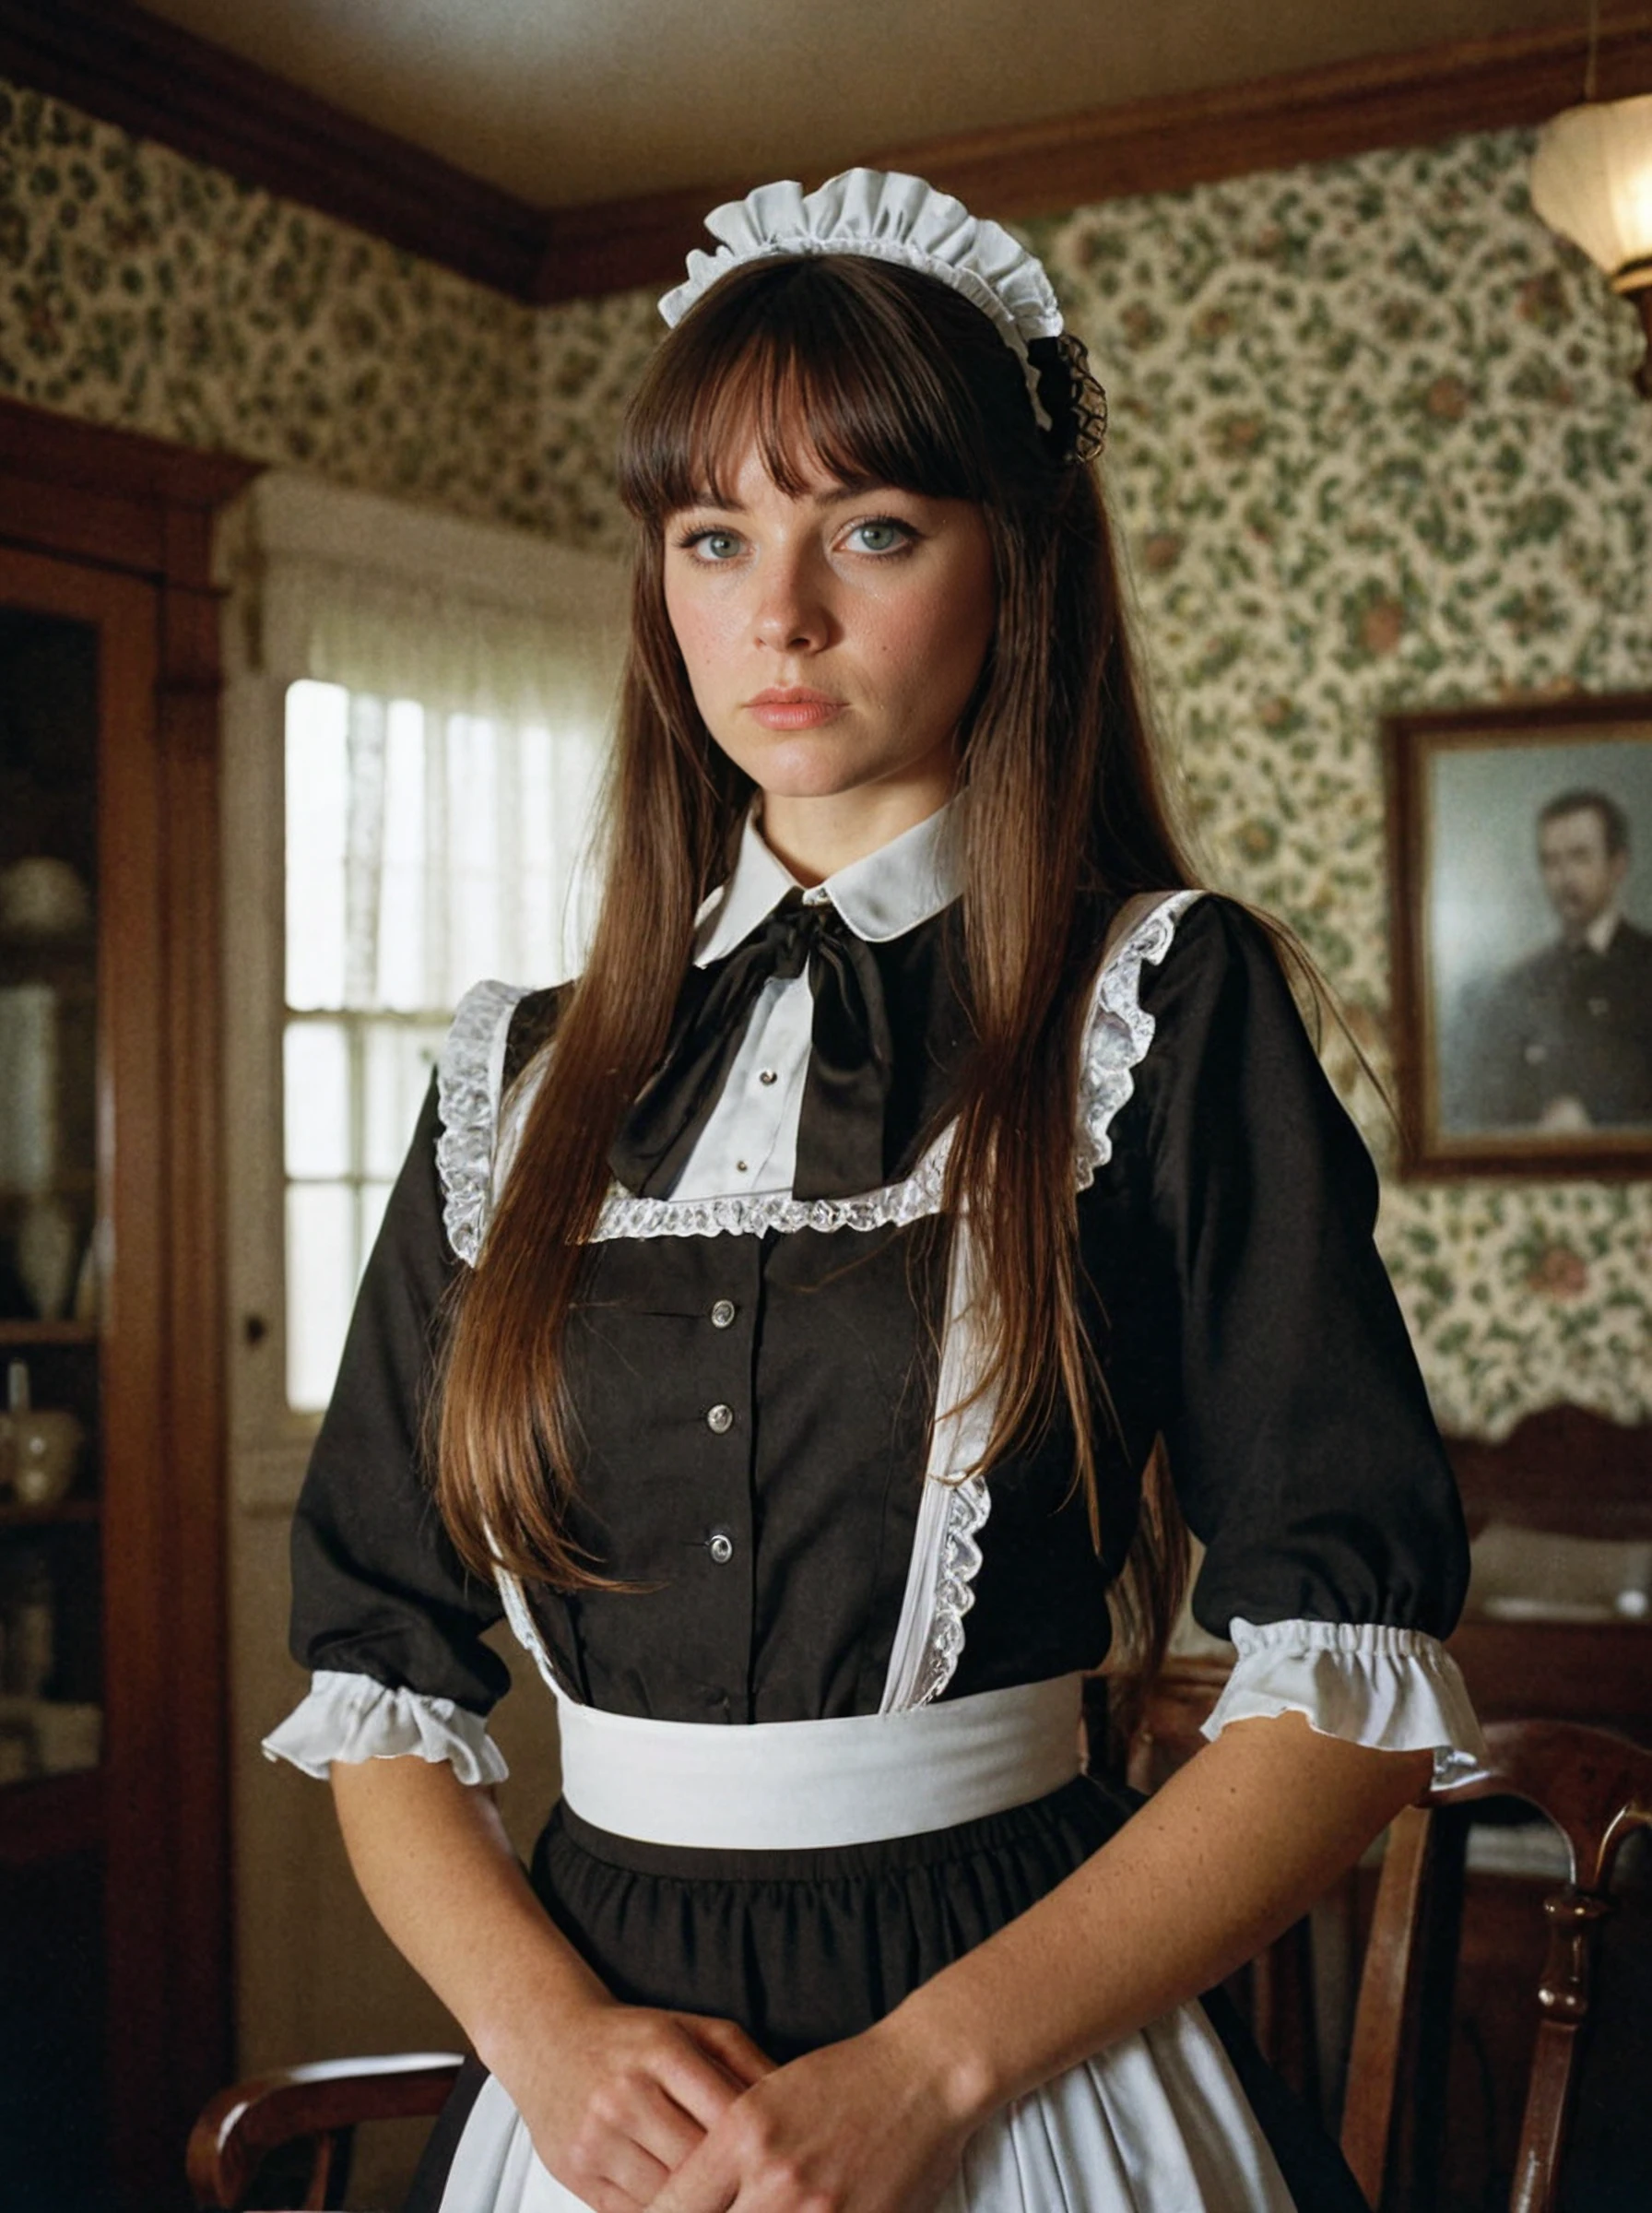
[0,603,107,2210]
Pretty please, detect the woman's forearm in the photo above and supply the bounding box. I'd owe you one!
[878,1711,1431,2124]
[332,1757,775,2203]
[329,1753,608,2078]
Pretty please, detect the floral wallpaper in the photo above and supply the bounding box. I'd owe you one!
[3,77,1649,1438]
[0,80,545,522]
[1026,140,1652,1443]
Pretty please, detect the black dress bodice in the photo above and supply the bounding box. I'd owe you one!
[287,893,1469,1729]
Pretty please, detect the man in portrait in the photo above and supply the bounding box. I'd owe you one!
[1450,787,1652,1131]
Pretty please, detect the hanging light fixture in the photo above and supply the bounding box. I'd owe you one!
[1528,9,1652,398]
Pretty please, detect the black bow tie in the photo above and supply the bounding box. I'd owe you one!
[609,893,899,1202]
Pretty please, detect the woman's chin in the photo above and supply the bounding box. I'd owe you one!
[753,768,868,804]
[729,739,874,802]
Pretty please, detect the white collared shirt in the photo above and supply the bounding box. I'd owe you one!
[668,807,961,1201]
[1583,904,1622,956]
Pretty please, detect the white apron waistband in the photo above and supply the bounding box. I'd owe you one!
[553,1674,1086,1852]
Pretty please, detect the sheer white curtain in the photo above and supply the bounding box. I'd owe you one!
[223,472,627,1412]
[284,686,606,1031]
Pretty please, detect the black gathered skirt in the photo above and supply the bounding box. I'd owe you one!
[407,1776,1367,2212]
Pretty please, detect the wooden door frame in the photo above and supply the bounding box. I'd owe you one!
[0,399,257,2209]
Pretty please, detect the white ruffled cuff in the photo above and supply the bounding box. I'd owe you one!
[1200,1618,1488,1785]
[261,1669,510,1784]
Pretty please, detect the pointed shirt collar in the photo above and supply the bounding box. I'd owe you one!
[1583,904,1622,956]
[692,803,961,967]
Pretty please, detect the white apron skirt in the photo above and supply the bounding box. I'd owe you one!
[434,1680,1298,2212]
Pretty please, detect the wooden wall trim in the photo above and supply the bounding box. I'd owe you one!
[3,4,1651,306]
[0,397,256,582]
[539,18,1652,300]
[0,0,546,298]
[872,18,1652,221]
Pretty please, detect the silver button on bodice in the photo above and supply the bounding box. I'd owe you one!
[706,1402,735,1435]
[710,1299,737,1329]
[707,1531,735,1565]
[759,1068,778,1085]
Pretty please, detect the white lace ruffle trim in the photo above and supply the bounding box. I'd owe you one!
[431,893,1204,1252]
[590,1132,955,1242]
[436,978,531,1266]
[1201,1618,1490,1785]
[910,1474,992,1708]
[260,1669,510,1784]
[1076,888,1205,1190]
[586,888,1202,1244]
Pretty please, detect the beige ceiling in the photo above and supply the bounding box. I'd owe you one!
[136,0,1591,209]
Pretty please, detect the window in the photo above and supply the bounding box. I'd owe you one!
[282,680,601,1411]
[220,471,626,1450]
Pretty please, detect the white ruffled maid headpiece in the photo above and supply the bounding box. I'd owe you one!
[659,168,1103,456]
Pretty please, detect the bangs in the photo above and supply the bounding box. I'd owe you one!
[619,256,1006,520]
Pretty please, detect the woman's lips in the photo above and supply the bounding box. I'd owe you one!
[745,689,844,730]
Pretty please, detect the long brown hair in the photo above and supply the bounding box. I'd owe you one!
[438,253,1200,1699]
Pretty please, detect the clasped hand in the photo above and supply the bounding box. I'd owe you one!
[519,1998,973,2213]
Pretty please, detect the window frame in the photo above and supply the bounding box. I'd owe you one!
[218,472,624,1493]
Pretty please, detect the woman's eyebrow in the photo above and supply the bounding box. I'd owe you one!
[671,475,897,515]
[812,475,883,502]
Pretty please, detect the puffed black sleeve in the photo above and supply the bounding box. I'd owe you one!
[1128,896,1469,1631]
[1108,895,1482,1762]
[263,1076,511,1777]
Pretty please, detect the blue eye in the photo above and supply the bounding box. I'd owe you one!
[679,528,744,562]
[847,519,909,554]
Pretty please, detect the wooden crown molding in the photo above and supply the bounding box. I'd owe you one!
[876,16,1652,222]
[0,392,256,509]
[3,3,1651,306]
[0,0,547,296]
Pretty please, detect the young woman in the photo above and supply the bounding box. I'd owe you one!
[266,170,1484,2213]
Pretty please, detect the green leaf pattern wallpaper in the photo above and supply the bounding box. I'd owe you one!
[3,80,1648,1438]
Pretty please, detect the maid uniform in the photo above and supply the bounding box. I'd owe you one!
[265,799,1487,2213]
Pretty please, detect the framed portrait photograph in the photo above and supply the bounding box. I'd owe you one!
[1386,693,1652,1178]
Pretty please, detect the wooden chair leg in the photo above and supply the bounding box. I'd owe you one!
[302,2125,349,2212]
[1509,1886,1612,2213]
[1340,1805,1466,2213]
[1247,1915,1322,2115]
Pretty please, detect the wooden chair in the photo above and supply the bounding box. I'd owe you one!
[191,1717,1650,2211]
[1340,1718,1652,2213]
[187,2050,462,2210]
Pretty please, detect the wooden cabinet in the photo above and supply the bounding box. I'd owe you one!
[0,400,255,2211]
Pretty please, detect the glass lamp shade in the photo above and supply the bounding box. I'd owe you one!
[1530,94,1652,290]
[1531,94,1652,396]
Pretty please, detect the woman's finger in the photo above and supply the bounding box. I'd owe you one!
[682,2012,777,2088]
[588,2130,673,2207]
[624,2073,711,2172]
[569,2179,648,2213]
[653,2024,761,2134]
[646,2132,739,2213]
[564,2049,713,2191]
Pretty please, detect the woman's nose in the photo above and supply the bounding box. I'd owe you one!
[752,553,831,653]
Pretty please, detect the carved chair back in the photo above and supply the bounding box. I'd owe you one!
[1339,1718,1652,2213]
